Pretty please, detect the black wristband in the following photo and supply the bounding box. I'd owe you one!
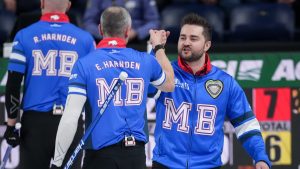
[153,44,165,54]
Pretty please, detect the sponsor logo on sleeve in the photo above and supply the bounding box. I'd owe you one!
[69,74,78,80]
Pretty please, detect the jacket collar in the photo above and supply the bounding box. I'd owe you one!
[97,38,127,48]
[178,53,212,76]
[40,13,70,22]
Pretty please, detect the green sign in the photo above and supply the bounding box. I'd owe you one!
[210,52,300,88]
[0,58,8,93]
[170,52,300,88]
[0,52,300,92]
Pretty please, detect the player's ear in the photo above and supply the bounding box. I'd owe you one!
[99,24,104,36]
[124,26,130,39]
[66,1,71,12]
[204,40,211,52]
[40,0,45,9]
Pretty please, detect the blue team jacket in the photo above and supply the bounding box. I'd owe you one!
[152,60,271,169]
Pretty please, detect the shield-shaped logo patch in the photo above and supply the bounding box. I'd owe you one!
[205,80,223,99]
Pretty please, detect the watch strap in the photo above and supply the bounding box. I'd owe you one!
[153,44,165,53]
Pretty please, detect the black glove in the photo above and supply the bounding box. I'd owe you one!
[4,125,20,147]
[50,164,61,169]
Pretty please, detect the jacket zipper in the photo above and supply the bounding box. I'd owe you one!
[186,76,198,169]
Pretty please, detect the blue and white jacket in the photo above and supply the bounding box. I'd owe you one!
[150,54,271,169]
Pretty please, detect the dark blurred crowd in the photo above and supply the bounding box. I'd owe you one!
[0,0,299,50]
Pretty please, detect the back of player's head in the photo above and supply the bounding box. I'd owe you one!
[42,0,70,13]
[181,13,212,41]
[100,6,132,38]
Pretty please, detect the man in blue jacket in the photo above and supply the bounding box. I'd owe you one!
[4,0,95,168]
[83,0,160,42]
[51,6,174,169]
[150,13,271,169]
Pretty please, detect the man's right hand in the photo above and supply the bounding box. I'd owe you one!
[149,29,170,47]
[4,125,20,147]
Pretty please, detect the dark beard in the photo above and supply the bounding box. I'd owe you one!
[180,51,204,62]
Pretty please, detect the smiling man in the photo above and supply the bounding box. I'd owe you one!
[149,13,271,169]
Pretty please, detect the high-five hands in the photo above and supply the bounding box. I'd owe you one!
[149,29,170,48]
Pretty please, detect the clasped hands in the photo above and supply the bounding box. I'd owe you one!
[149,29,170,49]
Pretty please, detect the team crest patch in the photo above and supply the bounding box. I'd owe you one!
[108,40,118,46]
[50,15,60,20]
[205,80,223,99]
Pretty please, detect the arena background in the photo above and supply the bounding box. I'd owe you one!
[0,42,300,168]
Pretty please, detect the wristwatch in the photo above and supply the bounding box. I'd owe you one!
[153,44,165,53]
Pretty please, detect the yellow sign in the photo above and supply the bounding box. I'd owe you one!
[262,131,291,165]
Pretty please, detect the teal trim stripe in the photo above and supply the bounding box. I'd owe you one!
[239,130,262,144]
[230,111,254,127]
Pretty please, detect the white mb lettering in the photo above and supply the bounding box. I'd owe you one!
[96,78,144,106]
[32,49,78,77]
[163,98,217,135]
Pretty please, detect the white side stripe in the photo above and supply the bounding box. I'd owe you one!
[151,72,166,86]
[68,87,86,95]
[235,118,261,138]
[153,90,161,100]
[10,53,26,62]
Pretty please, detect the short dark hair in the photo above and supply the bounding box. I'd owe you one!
[180,13,212,41]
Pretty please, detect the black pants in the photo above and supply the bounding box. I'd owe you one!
[152,161,222,169]
[82,140,146,169]
[19,111,83,169]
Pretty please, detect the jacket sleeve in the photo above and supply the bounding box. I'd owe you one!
[239,130,272,168]
[227,78,271,168]
[52,94,86,167]
[5,71,24,119]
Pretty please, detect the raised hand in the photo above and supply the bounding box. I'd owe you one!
[149,29,170,48]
